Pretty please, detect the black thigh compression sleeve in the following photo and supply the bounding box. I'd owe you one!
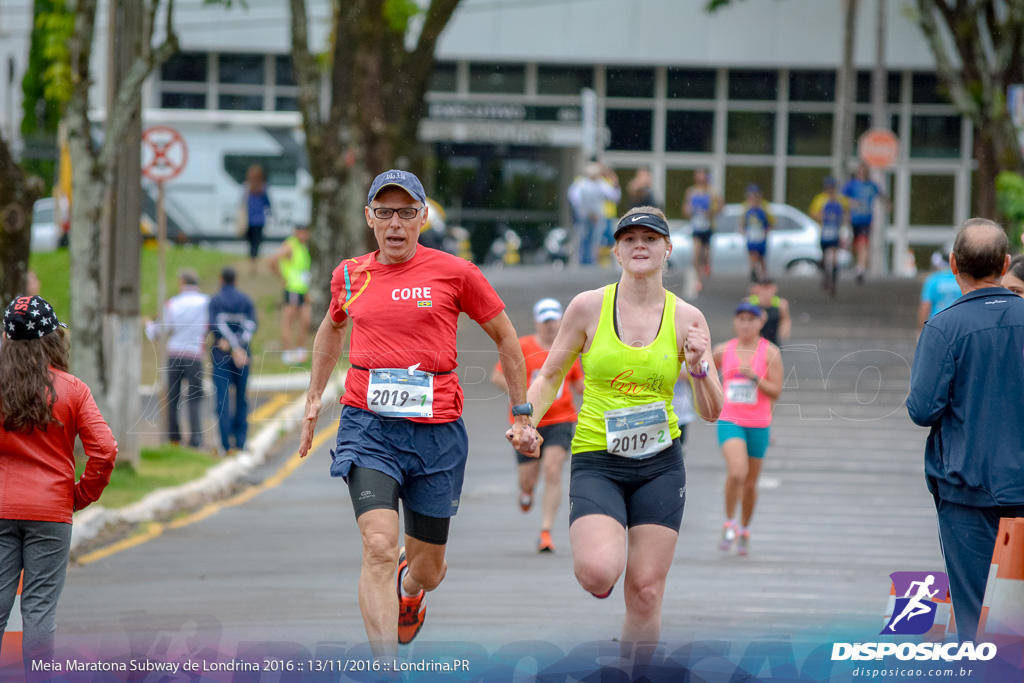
[347,466,400,518]
[404,510,450,546]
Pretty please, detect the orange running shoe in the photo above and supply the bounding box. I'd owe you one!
[396,547,426,645]
[538,529,555,553]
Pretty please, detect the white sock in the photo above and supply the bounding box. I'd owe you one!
[739,525,749,535]
[725,518,736,528]
[399,565,418,597]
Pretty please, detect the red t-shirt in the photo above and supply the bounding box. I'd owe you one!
[329,247,505,423]
[494,334,583,427]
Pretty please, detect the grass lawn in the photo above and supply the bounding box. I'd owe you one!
[76,444,221,510]
[30,245,313,382]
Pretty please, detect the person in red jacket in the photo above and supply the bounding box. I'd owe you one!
[0,295,117,665]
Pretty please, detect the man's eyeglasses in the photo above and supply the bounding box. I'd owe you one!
[370,206,424,220]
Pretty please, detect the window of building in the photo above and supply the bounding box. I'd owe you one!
[468,63,525,94]
[911,115,961,158]
[789,70,834,102]
[219,94,264,111]
[724,166,774,204]
[665,169,698,219]
[276,97,298,112]
[909,174,955,225]
[787,113,833,156]
[537,65,592,95]
[606,109,653,151]
[161,92,207,110]
[219,53,265,85]
[223,154,299,187]
[785,166,833,211]
[667,68,716,99]
[912,73,952,105]
[161,52,207,83]
[666,111,714,153]
[727,111,775,154]
[728,70,777,101]
[606,67,655,98]
[854,114,900,144]
[275,55,296,87]
[430,62,458,92]
[856,71,901,104]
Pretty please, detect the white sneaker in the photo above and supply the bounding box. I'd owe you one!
[282,349,296,364]
[292,348,308,363]
[718,523,736,551]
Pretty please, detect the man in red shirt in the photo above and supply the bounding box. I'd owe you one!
[492,298,582,553]
[298,170,537,658]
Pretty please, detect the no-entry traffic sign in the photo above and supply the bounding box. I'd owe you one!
[858,128,900,169]
[142,126,188,183]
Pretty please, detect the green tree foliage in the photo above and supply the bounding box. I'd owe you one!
[20,0,73,195]
[996,171,1024,248]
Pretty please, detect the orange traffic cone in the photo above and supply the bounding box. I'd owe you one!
[979,518,1024,640]
[0,572,23,668]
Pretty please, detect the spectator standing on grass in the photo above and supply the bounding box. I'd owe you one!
[268,225,312,364]
[0,295,116,668]
[907,218,1024,642]
[241,165,272,272]
[208,267,257,456]
[145,268,210,448]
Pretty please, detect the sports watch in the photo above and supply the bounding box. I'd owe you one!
[511,402,534,417]
[688,360,710,379]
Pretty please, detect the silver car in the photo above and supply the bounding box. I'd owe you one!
[667,202,851,276]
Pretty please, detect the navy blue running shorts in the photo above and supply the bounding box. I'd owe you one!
[514,421,575,465]
[568,439,685,531]
[331,405,469,518]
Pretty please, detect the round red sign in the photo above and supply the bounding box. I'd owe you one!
[141,126,188,182]
[858,128,900,169]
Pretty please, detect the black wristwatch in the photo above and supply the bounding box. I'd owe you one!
[511,402,534,417]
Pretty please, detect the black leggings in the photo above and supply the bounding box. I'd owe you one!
[246,224,264,259]
[346,466,451,545]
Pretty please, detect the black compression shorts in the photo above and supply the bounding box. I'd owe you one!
[346,466,451,545]
[568,439,685,531]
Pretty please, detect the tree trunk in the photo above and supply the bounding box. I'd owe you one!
[290,0,462,322]
[0,137,43,306]
[835,0,858,181]
[915,0,1024,222]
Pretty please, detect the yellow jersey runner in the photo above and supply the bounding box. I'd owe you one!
[573,283,683,456]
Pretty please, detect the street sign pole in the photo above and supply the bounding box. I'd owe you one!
[142,125,188,445]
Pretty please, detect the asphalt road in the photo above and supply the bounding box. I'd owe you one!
[49,266,945,673]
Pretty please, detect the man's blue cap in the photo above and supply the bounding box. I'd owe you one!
[367,169,426,205]
[735,301,763,317]
[823,176,836,188]
[746,184,761,195]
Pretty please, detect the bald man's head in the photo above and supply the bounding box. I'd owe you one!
[952,218,1009,281]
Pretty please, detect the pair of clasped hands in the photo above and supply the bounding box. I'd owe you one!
[506,420,542,459]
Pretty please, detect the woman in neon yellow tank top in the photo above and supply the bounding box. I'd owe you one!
[518,207,724,646]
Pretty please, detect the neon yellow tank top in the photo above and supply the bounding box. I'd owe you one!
[281,235,311,294]
[572,284,683,454]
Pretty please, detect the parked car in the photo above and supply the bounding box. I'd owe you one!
[31,198,61,253]
[667,202,851,276]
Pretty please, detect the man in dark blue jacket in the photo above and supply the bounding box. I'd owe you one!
[208,267,258,455]
[908,218,1024,642]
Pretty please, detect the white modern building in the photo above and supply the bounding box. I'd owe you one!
[0,0,975,250]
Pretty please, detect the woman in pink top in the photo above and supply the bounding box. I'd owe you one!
[711,301,783,556]
[0,295,116,666]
